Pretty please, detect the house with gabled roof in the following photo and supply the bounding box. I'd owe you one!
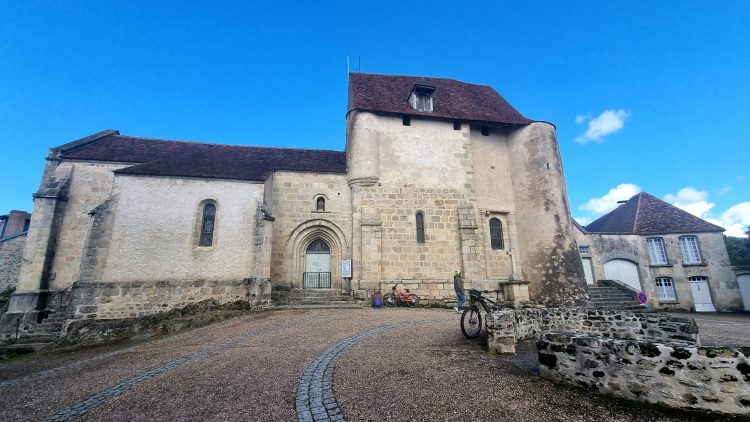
[573,192,743,312]
[2,72,589,342]
[0,210,31,293]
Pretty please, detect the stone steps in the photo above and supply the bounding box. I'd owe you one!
[588,281,646,312]
[286,289,354,306]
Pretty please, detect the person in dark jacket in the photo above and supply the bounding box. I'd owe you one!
[453,271,465,314]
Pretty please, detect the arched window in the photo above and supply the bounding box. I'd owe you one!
[316,197,325,212]
[199,203,216,247]
[416,212,425,243]
[489,218,504,249]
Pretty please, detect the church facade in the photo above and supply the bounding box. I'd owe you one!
[2,73,587,333]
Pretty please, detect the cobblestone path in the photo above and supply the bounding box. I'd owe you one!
[0,308,743,422]
[295,320,449,422]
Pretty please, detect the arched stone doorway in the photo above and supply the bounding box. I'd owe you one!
[304,239,331,289]
[286,219,349,290]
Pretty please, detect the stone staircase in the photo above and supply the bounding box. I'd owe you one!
[282,289,357,307]
[0,288,72,357]
[587,280,647,312]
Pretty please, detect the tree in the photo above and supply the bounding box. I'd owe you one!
[724,235,750,266]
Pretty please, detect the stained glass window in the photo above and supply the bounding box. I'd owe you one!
[199,203,216,247]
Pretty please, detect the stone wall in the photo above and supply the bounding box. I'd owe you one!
[266,171,352,290]
[22,161,128,290]
[486,308,699,354]
[101,175,264,282]
[346,112,521,299]
[538,332,750,414]
[505,123,588,306]
[67,278,271,321]
[0,234,26,291]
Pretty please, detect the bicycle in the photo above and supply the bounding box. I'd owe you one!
[460,288,504,339]
[383,284,420,307]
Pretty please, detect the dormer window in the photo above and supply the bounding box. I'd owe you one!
[409,84,435,113]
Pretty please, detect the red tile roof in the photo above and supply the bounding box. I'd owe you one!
[58,132,347,181]
[348,72,533,125]
[585,192,724,235]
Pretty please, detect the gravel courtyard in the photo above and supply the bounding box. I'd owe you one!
[1,308,748,421]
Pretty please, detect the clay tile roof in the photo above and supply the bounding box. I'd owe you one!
[348,72,533,125]
[585,192,725,235]
[58,133,347,181]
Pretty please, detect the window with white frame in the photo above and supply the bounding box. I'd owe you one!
[578,245,590,255]
[655,277,677,301]
[646,237,668,265]
[679,235,702,264]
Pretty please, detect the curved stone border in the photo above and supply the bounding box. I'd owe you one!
[44,315,322,422]
[295,319,449,422]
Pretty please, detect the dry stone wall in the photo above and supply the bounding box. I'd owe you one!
[538,332,750,414]
[0,234,26,291]
[486,308,699,354]
[67,278,271,321]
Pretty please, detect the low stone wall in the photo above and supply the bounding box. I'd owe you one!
[537,332,750,414]
[68,278,271,321]
[486,308,698,354]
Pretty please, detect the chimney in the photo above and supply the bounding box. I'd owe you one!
[3,210,31,238]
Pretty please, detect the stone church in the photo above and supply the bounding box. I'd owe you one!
[1,73,588,335]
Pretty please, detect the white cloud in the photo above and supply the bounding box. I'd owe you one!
[579,183,642,217]
[664,187,715,219]
[718,186,731,195]
[575,114,590,124]
[721,202,750,237]
[575,109,630,144]
[574,216,592,226]
[664,188,750,237]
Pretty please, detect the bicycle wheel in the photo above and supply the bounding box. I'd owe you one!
[383,293,396,307]
[460,308,482,339]
[408,294,419,307]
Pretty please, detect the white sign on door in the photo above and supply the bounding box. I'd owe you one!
[342,260,352,278]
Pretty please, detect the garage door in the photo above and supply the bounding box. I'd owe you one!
[738,274,750,311]
[603,259,641,291]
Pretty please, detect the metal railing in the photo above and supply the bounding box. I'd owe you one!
[303,272,331,289]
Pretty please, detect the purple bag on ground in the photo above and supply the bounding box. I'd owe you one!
[372,292,383,308]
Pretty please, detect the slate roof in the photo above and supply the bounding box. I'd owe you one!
[348,72,534,125]
[585,192,724,235]
[57,131,347,181]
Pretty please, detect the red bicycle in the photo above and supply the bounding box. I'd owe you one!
[383,284,419,307]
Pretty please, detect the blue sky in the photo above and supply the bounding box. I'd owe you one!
[1,1,748,235]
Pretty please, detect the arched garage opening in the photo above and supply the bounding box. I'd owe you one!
[603,259,642,292]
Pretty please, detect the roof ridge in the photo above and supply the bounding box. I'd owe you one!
[632,192,644,232]
[350,72,492,89]
[113,135,344,154]
[54,130,120,154]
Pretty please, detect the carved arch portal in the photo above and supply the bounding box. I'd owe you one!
[286,219,348,289]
